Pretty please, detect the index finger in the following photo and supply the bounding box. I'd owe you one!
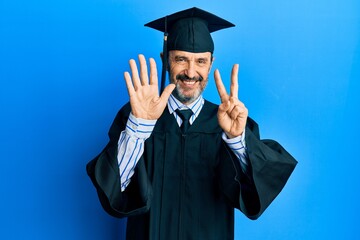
[214,69,229,102]
[230,64,239,99]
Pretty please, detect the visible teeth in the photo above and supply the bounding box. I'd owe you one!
[183,80,195,85]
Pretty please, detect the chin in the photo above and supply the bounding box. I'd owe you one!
[173,87,201,104]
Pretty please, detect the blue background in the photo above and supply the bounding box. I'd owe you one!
[1,0,359,239]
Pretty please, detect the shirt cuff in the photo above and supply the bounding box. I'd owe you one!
[125,113,157,139]
[222,129,248,166]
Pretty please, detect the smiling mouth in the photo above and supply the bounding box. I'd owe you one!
[181,79,197,86]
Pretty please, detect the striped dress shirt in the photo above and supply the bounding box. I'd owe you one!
[117,94,248,191]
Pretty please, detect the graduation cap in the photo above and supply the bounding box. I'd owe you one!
[145,7,235,92]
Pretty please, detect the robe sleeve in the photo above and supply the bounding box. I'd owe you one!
[86,103,152,218]
[219,117,297,220]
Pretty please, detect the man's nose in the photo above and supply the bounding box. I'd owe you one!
[184,62,196,79]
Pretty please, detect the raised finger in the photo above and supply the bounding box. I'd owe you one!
[230,64,239,99]
[149,58,158,85]
[138,54,149,85]
[129,58,141,90]
[214,69,229,103]
[124,71,136,97]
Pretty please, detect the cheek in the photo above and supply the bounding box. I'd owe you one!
[168,67,177,83]
[199,68,210,81]
[169,65,184,78]
[200,79,209,90]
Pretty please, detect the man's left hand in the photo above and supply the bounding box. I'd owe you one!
[214,64,248,139]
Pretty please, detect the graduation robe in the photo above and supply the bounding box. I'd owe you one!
[86,100,297,240]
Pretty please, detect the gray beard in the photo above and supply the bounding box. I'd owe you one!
[172,81,207,105]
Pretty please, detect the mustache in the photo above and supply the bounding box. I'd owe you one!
[176,74,203,82]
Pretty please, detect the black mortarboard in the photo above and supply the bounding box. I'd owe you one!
[145,7,235,91]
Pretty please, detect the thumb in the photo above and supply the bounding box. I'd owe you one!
[160,83,176,101]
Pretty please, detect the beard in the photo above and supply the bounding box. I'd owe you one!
[171,74,207,104]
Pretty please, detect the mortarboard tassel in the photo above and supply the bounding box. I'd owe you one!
[160,16,168,93]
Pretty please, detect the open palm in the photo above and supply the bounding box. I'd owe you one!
[124,54,175,120]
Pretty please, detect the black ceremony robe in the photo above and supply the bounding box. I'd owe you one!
[87,100,297,240]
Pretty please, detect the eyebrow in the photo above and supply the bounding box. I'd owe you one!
[173,55,209,62]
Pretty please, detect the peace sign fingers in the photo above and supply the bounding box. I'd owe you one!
[214,64,240,102]
[215,64,247,138]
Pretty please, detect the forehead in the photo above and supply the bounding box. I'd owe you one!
[169,50,211,59]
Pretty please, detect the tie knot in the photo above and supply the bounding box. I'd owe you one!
[176,109,193,122]
[176,109,193,134]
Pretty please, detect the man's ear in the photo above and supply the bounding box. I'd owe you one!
[209,56,215,73]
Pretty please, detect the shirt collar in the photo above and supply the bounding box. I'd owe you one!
[168,94,203,112]
[168,94,205,124]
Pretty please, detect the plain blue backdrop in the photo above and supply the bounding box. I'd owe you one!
[1,0,359,239]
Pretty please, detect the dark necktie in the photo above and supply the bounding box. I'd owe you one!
[176,109,193,133]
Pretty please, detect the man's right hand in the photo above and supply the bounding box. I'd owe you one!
[124,54,175,120]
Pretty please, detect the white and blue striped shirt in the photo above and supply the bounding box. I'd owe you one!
[117,94,248,191]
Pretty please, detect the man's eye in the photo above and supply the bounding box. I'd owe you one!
[198,59,207,64]
[176,57,186,62]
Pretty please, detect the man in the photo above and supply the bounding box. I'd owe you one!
[87,7,297,240]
